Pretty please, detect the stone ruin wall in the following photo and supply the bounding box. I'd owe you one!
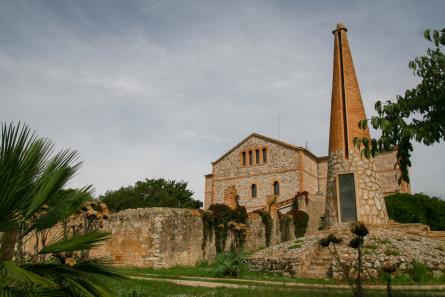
[301,194,326,235]
[90,207,295,268]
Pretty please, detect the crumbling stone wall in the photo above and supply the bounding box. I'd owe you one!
[305,194,326,234]
[90,207,295,268]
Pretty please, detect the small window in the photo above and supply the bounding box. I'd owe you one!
[262,148,267,163]
[251,184,257,198]
[249,151,253,165]
[273,181,280,195]
[242,152,246,166]
[255,149,260,164]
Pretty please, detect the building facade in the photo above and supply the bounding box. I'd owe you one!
[204,133,407,213]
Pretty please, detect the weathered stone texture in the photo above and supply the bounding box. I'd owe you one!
[204,175,213,208]
[249,223,445,279]
[325,149,389,225]
[91,208,208,268]
[211,135,300,211]
[90,207,294,268]
[374,150,410,195]
[305,194,326,234]
[206,134,331,213]
[303,154,320,194]
[317,159,328,195]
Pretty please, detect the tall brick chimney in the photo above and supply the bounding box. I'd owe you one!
[325,23,388,226]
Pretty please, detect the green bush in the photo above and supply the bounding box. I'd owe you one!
[207,204,248,253]
[293,210,309,237]
[213,251,246,278]
[385,193,445,230]
[408,261,429,283]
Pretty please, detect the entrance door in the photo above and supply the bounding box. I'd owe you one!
[338,173,357,222]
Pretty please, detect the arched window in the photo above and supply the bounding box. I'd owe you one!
[273,181,280,195]
[255,149,260,164]
[251,184,257,198]
[249,151,253,165]
[262,148,267,163]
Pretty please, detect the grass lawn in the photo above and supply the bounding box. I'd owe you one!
[116,264,445,286]
[116,265,340,284]
[95,276,444,297]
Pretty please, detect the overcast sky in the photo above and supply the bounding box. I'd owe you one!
[1,0,444,200]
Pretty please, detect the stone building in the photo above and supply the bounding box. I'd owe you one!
[204,23,410,226]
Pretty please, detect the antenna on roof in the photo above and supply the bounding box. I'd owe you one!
[305,141,308,149]
[277,114,280,139]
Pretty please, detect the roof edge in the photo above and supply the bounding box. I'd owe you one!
[211,133,327,165]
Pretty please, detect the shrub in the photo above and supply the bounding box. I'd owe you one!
[288,240,303,250]
[318,215,326,230]
[207,204,248,253]
[201,210,214,250]
[213,251,246,278]
[293,210,309,237]
[385,193,445,230]
[100,178,202,212]
[384,247,400,256]
[408,261,429,283]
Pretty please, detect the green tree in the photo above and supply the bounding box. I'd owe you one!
[100,178,202,212]
[385,192,445,230]
[354,28,445,183]
[0,122,122,296]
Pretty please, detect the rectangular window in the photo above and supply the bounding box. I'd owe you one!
[249,151,253,165]
[262,148,267,163]
[255,149,260,164]
[242,152,246,166]
[338,173,357,222]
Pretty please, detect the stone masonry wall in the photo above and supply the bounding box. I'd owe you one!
[303,154,319,194]
[325,149,389,225]
[317,159,328,196]
[305,194,326,234]
[204,175,213,209]
[210,136,324,211]
[90,207,294,268]
[374,150,410,195]
[211,136,300,212]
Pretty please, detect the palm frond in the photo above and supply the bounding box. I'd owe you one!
[0,261,57,288]
[39,231,110,254]
[31,186,93,232]
[73,259,125,279]
[26,149,81,217]
[0,288,18,297]
[64,276,114,297]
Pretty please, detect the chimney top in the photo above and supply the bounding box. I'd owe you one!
[333,22,348,34]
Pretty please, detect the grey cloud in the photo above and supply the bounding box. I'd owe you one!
[0,0,444,200]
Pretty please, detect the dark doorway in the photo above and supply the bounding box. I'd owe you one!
[338,173,357,222]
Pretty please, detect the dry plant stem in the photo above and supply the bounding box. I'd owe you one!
[329,244,355,292]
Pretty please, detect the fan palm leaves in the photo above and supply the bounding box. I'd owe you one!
[0,122,123,296]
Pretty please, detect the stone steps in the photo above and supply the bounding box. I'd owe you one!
[302,248,332,279]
